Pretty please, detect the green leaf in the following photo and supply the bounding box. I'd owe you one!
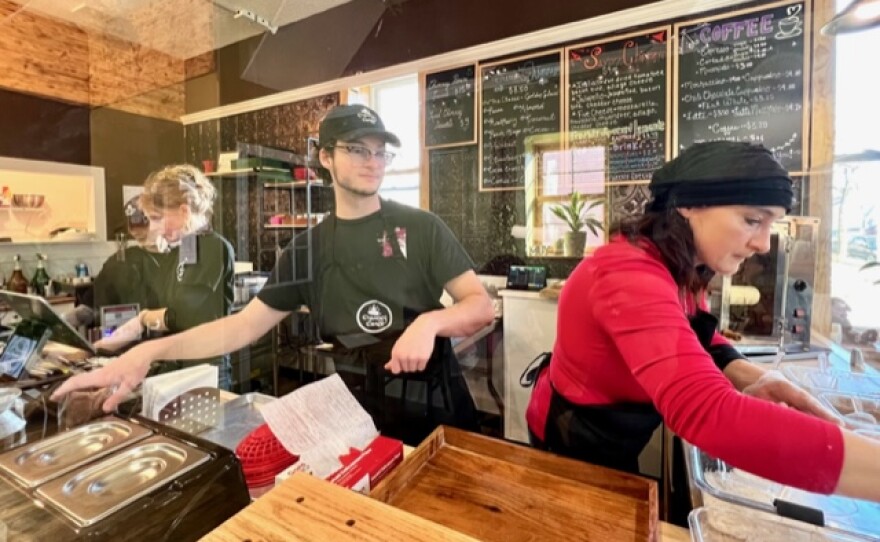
[550,192,608,233]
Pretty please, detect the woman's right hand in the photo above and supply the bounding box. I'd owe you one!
[92,312,145,353]
[51,345,155,412]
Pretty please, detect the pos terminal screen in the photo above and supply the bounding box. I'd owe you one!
[100,303,140,336]
[0,320,51,380]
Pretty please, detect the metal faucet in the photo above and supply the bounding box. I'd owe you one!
[772,317,787,370]
[850,348,867,374]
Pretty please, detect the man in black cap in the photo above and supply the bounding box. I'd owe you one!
[54,104,494,440]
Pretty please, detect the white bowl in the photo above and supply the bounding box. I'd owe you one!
[0,387,21,414]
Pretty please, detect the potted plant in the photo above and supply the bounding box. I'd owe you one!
[550,192,605,257]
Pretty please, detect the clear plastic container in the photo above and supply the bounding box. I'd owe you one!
[854,428,880,441]
[819,392,880,431]
[687,446,880,539]
[782,365,880,398]
[689,506,876,541]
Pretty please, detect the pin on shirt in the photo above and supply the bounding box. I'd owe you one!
[378,227,407,259]
[378,231,393,258]
[395,227,407,259]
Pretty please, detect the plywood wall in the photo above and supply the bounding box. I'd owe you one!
[0,0,214,121]
[0,0,91,104]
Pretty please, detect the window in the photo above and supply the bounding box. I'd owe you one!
[527,141,607,257]
[830,15,880,344]
[369,76,421,207]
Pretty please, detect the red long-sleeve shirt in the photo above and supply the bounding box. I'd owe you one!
[526,236,844,494]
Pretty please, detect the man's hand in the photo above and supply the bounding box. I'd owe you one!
[51,346,155,412]
[385,315,438,374]
[742,370,842,426]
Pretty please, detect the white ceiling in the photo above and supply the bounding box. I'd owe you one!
[5,0,357,59]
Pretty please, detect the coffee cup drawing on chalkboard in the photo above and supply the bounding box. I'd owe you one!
[776,5,804,39]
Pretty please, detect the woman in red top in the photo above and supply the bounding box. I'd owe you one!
[526,141,880,505]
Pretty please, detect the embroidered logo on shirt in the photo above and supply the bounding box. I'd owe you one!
[358,108,378,124]
[356,300,392,333]
[176,262,186,282]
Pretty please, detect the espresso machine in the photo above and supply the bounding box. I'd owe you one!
[711,216,822,355]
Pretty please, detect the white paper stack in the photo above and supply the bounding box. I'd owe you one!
[261,374,379,479]
[141,364,219,420]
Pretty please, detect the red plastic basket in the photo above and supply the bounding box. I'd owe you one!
[236,423,299,488]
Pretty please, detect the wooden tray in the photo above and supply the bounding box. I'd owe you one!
[201,472,478,542]
[371,426,658,542]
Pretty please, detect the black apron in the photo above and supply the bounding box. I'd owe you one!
[526,308,719,525]
[314,205,478,438]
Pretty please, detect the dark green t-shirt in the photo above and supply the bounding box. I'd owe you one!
[94,232,233,330]
[258,200,475,337]
[94,247,162,310]
[147,231,234,332]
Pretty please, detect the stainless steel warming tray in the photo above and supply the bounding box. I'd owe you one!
[0,417,152,488]
[35,435,210,527]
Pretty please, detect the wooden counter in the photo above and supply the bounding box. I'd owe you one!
[201,473,691,542]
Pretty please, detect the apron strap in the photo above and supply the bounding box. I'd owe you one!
[520,352,552,387]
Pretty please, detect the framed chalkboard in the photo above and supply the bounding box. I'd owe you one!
[424,65,477,148]
[480,50,562,191]
[674,0,810,173]
[566,27,671,183]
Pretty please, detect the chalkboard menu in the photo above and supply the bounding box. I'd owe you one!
[480,51,562,191]
[424,65,476,148]
[675,0,809,172]
[567,28,671,183]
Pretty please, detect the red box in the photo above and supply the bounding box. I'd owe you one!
[327,436,404,493]
[275,436,404,494]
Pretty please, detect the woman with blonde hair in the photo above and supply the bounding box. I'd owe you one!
[98,164,234,387]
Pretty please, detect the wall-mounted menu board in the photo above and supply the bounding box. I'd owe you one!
[566,27,671,183]
[424,65,477,148]
[674,0,810,173]
[480,51,562,191]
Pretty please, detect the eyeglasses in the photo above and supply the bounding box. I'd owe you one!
[332,144,395,165]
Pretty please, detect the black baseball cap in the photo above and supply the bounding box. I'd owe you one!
[318,105,400,149]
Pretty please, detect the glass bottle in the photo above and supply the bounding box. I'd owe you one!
[32,253,51,297]
[7,254,29,294]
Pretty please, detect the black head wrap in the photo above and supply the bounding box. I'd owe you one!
[647,141,793,213]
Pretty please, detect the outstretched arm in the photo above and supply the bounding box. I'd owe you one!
[52,298,290,410]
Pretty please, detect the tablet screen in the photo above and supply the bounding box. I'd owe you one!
[0,291,95,355]
[0,321,50,380]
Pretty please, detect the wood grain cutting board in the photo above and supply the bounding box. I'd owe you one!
[370,426,659,542]
[200,471,478,542]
